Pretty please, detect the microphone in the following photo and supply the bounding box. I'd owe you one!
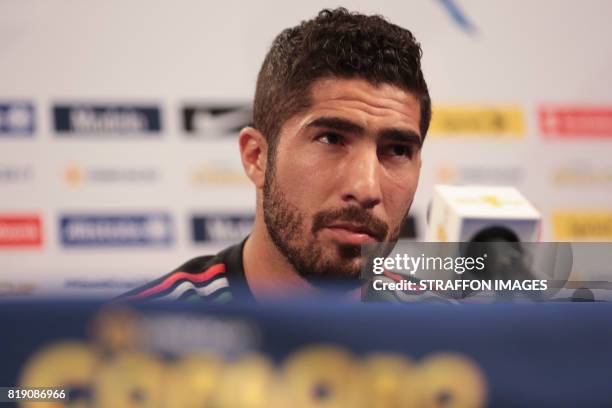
[425,185,541,243]
[425,185,543,298]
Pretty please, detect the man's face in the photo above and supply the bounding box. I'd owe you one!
[263,77,422,280]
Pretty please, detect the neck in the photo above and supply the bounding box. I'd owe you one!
[242,213,317,300]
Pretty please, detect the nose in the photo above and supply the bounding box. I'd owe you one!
[341,145,382,209]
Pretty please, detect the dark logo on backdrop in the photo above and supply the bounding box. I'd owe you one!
[0,102,35,136]
[183,105,252,137]
[53,104,162,135]
[60,213,173,247]
[192,214,254,243]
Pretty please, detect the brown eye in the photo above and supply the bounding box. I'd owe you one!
[385,144,412,158]
[318,132,343,145]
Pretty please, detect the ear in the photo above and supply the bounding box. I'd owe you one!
[239,126,268,189]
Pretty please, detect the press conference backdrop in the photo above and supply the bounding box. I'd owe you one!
[1,0,611,297]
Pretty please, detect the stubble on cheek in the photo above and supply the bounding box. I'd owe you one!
[263,174,366,279]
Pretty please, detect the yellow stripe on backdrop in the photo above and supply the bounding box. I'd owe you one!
[552,211,612,240]
[428,105,525,137]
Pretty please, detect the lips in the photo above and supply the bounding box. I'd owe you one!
[324,222,379,245]
[312,206,388,247]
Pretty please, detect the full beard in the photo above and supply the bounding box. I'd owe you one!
[262,165,405,282]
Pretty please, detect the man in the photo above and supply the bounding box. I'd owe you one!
[121,7,431,302]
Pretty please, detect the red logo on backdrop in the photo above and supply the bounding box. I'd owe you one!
[540,107,612,138]
[0,215,42,247]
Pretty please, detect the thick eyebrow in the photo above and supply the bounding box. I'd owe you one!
[379,128,422,148]
[304,116,365,135]
[304,115,422,147]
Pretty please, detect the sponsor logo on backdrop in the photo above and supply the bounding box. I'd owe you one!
[0,165,34,183]
[192,214,254,243]
[182,104,252,137]
[552,211,612,240]
[60,213,173,247]
[53,104,162,135]
[63,164,158,186]
[0,215,42,247]
[552,163,612,188]
[435,165,523,184]
[0,102,35,136]
[438,0,478,34]
[189,163,249,186]
[0,281,37,296]
[540,106,612,138]
[428,105,524,137]
[64,279,149,290]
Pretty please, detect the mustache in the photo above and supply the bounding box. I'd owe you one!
[311,206,389,241]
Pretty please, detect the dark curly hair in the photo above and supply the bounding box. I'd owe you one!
[253,7,431,154]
